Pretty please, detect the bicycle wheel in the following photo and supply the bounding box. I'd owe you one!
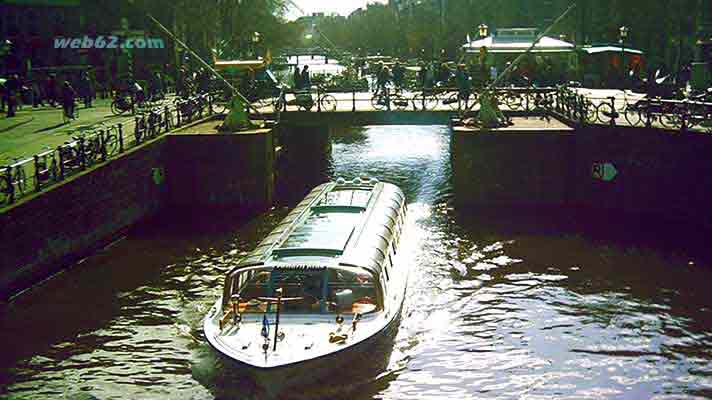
[446,93,462,111]
[503,92,523,110]
[584,100,597,123]
[319,94,337,111]
[624,106,642,127]
[0,175,9,204]
[659,106,683,129]
[371,94,387,111]
[110,100,125,115]
[413,93,438,111]
[104,130,119,156]
[596,102,618,124]
[272,95,285,113]
[14,166,27,195]
[391,93,410,111]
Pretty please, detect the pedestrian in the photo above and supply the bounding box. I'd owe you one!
[5,74,20,117]
[455,64,471,104]
[45,74,57,106]
[392,60,405,91]
[490,65,498,84]
[31,78,43,107]
[301,65,311,89]
[293,66,302,89]
[78,71,93,108]
[417,61,426,89]
[438,63,451,85]
[61,80,77,122]
[377,66,391,95]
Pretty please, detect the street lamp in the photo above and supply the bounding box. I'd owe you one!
[478,23,489,39]
[619,26,629,88]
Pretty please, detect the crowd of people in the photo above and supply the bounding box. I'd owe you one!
[0,67,175,122]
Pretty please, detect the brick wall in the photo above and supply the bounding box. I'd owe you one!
[0,138,167,300]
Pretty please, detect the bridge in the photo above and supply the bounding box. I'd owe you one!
[277,47,350,62]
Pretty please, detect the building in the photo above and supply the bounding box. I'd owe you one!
[0,0,172,85]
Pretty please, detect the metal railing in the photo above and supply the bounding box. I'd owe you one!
[0,93,216,207]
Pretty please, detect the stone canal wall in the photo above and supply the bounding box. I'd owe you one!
[165,128,274,209]
[452,122,712,228]
[0,136,167,299]
[0,120,277,300]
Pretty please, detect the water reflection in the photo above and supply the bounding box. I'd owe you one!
[1,125,712,399]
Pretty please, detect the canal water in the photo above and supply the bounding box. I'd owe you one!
[2,125,712,399]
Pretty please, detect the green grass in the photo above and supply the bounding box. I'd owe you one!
[0,99,132,164]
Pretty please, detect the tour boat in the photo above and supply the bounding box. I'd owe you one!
[203,177,408,381]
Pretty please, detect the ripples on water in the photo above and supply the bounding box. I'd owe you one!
[2,125,712,399]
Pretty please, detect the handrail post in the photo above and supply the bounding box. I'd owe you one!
[134,116,142,144]
[421,86,426,111]
[57,146,65,181]
[609,97,617,127]
[317,87,322,112]
[118,124,125,153]
[78,136,87,170]
[6,167,14,204]
[99,130,108,161]
[33,155,41,192]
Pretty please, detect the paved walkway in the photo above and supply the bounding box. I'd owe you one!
[0,96,177,165]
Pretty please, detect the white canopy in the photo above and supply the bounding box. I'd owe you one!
[463,30,575,54]
[581,46,644,55]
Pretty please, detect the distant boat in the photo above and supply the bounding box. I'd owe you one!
[204,177,408,383]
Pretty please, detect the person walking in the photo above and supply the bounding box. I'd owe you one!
[301,65,311,89]
[78,71,93,108]
[455,64,472,105]
[376,64,391,95]
[392,60,405,92]
[45,74,57,106]
[5,74,20,117]
[61,80,77,122]
[417,61,426,89]
[293,66,302,90]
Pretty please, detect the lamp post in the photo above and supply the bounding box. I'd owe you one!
[619,26,629,88]
[478,23,489,39]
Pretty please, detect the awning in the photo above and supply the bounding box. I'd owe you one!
[214,60,266,71]
[462,35,575,53]
[581,46,644,55]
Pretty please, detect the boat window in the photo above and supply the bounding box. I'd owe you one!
[230,267,382,315]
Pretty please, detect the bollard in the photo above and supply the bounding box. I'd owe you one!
[386,88,391,111]
[317,87,322,113]
[352,89,356,112]
[645,100,653,128]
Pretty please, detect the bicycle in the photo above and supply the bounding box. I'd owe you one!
[34,148,60,189]
[410,88,439,111]
[7,157,29,197]
[595,96,621,125]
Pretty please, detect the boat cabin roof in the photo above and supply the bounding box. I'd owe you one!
[227,178,405,280]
